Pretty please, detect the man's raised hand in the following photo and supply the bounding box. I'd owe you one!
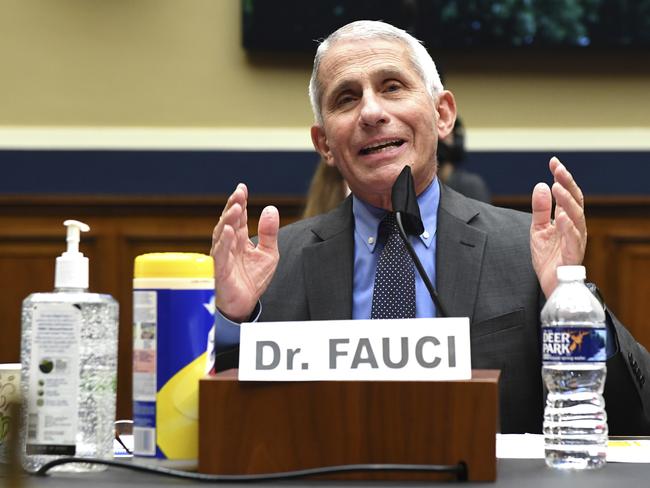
[530,157,587,298]
[210,183,280,322]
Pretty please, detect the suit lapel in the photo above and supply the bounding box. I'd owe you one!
[302,197,355,320]
[436,185,487,322]
[299,186,487,321]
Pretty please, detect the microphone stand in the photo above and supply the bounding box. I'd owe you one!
[395,211,448,318]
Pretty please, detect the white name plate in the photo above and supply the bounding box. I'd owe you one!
[238,317,471,381]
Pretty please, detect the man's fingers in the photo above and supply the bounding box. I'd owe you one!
[531,182,552,228]
[538,157,586,235]
[211,224,236,280]
[555,211,585,261]
[212,184,248,250]
[257,206,280,253]
[235,192,250,252]
[555,211,581,240]
[213,200,242,238]
[552,182,586,235]
[224,184,247,217]
[550,157,584,209]
[237,183,248,230]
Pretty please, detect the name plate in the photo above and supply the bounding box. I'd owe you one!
[238,318,471,381]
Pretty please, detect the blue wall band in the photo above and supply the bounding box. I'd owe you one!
[1,149,649,196]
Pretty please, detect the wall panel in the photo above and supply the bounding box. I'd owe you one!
[1,195,649,420]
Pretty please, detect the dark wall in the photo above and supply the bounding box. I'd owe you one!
[1,149,648,196]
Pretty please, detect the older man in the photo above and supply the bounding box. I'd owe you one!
[210,21,650,434]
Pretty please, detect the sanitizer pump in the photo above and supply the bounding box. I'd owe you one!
[20,220,119,472]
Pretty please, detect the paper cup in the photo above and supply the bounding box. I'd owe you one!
[0,363,21,462]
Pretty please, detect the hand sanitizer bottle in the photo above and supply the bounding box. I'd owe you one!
[20,220,119,472]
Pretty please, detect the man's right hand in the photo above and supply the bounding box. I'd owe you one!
[210,183,280,323]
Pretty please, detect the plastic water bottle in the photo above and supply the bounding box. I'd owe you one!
[541,265,608,469]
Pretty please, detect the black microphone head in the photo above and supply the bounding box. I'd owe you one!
[391,165,424,236]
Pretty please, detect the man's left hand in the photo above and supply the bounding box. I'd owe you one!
[531,157,587,298]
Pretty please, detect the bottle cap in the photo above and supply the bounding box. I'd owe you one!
[556,265,586,282]
[55,220,90,289]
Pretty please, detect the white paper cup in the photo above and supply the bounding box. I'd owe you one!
[0,363,21,462]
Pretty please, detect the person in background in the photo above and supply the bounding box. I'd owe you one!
[437,117,491,203]
[302,158,348,219]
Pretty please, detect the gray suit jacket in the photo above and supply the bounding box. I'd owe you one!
[258,185,650,434]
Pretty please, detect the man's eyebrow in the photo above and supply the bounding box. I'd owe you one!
[326,66,407,101]
[374,67,406,80]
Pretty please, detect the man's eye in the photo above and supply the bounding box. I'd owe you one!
[336,95,355,106]
[385,83,401,92]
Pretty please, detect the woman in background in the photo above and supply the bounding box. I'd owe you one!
[302,159,348,219]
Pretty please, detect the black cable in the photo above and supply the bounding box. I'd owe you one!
[32,457,468,482]
[395,212,448,317]
[113,434,132,455]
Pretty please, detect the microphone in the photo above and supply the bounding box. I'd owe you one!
[391,166,448,317]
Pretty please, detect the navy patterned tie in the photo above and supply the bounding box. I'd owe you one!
[371,213,416,319]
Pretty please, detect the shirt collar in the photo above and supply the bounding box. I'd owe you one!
[352,177,440,253]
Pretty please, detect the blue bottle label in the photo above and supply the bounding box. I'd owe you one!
[542,326,607,362]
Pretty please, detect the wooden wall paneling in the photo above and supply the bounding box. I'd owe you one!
[0,219,98,364]
[617,243,650,349]
[88,219,122,298]
[603,229,650,351]
[0,196,305,421]
[581,219,609,297]
[1,195,649,423]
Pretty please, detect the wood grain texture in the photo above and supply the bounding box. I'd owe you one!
[199,370,499,481]
[0,195,304,419]
[1,194,649,421]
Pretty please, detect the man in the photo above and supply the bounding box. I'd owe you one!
[209,20,650,434]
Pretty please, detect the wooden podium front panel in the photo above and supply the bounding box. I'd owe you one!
[199,370,499,481]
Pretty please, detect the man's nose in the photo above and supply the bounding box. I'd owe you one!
[359,92,388,127]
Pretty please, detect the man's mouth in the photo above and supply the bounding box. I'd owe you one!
[359,139,405,155]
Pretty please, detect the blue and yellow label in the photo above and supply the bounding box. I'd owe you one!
[542,326,607,362]
[133,288,214,459]
[132,253,214,460]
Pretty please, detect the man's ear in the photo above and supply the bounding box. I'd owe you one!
[435,91,457,140]
[311,125,336,167]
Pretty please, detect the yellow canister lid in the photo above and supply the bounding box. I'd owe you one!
[134,253,214,279]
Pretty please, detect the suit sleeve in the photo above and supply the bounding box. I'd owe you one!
[603,309,650,435]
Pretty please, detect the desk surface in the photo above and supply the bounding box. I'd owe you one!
[3,459,649,487]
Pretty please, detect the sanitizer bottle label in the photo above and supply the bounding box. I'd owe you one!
[26,303,81,455]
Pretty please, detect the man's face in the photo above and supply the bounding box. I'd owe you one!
[311,38,456,209]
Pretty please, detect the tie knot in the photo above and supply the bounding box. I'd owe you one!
[379,212,399,238]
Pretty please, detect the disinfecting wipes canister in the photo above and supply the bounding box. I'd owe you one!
[132,253,214,460]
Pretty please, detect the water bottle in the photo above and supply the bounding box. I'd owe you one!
[541,265,607,469]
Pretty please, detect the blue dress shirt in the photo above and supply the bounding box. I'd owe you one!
[352,178,439,320]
